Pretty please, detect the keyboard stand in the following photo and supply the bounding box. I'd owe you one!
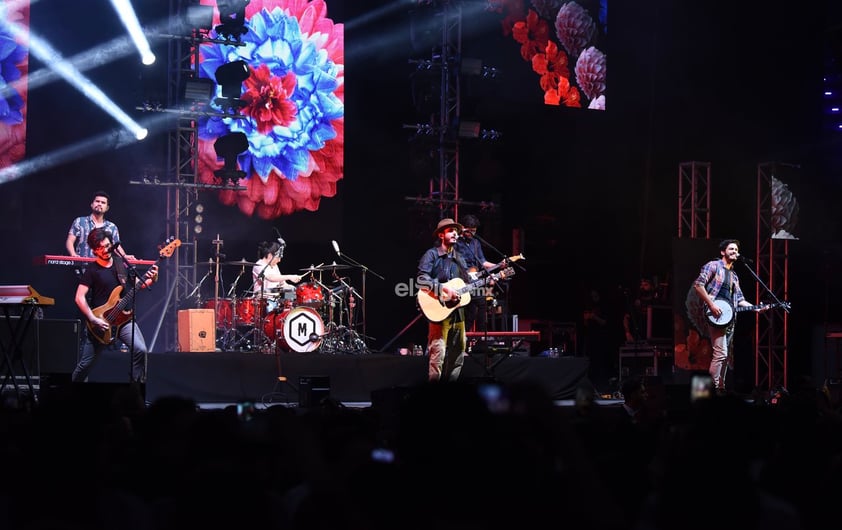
[0,303,40,405]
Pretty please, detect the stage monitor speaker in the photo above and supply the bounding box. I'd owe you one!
[299,375,330,408]
[40,381,146,418]
[178,309,216,352]
[38,319,82,375]
[0,318,81,377]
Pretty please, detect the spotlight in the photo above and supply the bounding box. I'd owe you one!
[213,132,249,182]
[215,0,250,42]
[185,4,214,31]
[214,60,250,111]
[183,77,215,105]
[193,203,205,233]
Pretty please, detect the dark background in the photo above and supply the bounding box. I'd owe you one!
[2,0,841,386]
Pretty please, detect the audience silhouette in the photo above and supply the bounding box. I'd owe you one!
[3,376,840,530]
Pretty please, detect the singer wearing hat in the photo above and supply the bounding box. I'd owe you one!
[417,218,470,381]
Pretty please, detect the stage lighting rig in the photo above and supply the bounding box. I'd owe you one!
[213,131,249,183]
[214,59,250,112]
[183,77,215,107]
[215,0,250,43]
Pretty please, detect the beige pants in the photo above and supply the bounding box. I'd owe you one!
[708,325,734,389]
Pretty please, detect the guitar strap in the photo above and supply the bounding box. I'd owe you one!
[112,255,128,287]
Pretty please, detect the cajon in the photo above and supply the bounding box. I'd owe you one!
[177,309,216,352]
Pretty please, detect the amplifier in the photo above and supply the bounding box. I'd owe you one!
[619,344,673,379]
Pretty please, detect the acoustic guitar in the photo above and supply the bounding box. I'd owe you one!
[417,267,514,322]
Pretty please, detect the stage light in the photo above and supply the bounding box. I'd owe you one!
[109,0,156,65]
[215,0,250,42]
[193,203,205,233]
[213,132,249,182]
[183,77,215,105]
[0,14,147,141]
[185,4,214,31]
[214,60,250,111]
[215,60,250,98]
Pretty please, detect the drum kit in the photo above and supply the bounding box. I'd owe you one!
[194,259,368,354]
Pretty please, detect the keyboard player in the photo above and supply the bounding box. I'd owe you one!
[66,191,136,270]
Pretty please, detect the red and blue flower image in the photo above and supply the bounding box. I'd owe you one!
[0,3,28,170]
[197,0,344,219]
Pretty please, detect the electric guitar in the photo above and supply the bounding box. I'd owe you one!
[705,300,791,328]
[417,267,515,322]
[87,238,181,345]
[468,253,526,279]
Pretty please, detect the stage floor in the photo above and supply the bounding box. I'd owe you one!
[79,350,590,404]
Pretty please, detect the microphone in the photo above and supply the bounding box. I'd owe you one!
[112,241,121,250]
[273,227,286,248]
[309,332,320,343]
[736,253,754,263]
[332,240,341,256]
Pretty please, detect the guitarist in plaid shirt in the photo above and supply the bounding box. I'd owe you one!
[692,239,765,393]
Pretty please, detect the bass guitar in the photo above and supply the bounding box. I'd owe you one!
[87,238,181,344]
[705,300,791,328]
[417,267,514,322]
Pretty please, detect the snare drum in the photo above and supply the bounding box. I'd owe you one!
[295,282,325,308]
[203,298,233,328]
[263,306,324,353]
[235,297,266,325]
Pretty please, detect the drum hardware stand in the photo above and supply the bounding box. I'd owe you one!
[331,241,384,350]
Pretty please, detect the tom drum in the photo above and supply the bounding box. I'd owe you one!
[203,298,233,328]
[295,282,325,309]
[235,297,267,325]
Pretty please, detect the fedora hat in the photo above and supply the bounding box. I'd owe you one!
[434,218,463,236]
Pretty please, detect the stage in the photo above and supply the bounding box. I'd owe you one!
[73,350,590,404]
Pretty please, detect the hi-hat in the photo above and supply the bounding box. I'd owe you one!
[299,264,325,272]
[317,262,352,271]
[223,259,257,266]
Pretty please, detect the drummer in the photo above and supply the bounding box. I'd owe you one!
[252,240,302,299]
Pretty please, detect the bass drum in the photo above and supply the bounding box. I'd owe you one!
[263,306,324,353]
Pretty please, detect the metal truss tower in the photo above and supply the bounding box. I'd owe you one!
[433,2,463,221]
[406,2,464,221]
[677,161,711,239]
[754,162,791,390]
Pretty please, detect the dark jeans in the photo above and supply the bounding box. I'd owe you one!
[73,322,148,383]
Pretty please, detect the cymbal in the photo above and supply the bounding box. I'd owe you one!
[222,259,257,266]
[299,265,324,272]
[317,262,352,271]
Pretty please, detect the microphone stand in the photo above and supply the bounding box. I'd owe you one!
[115,249,140,383]
[737,258,790,310]
[334,247,383,347]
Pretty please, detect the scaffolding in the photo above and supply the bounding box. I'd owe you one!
[677,161,711,239]
[754,162,791,390]
[139,1,246,350]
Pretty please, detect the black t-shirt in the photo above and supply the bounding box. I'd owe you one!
[80,262,122,308]
[715,269,733,302]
